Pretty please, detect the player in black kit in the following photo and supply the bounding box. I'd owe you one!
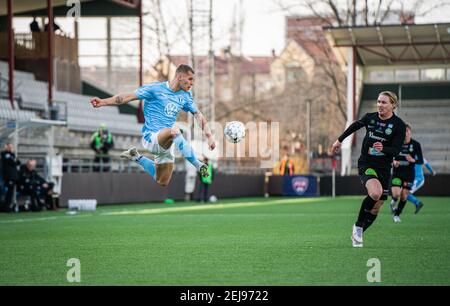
[331,91,406,247]
[389,123,423,222]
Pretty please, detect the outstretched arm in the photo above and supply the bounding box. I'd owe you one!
[423,158,435,175]
[331,115,368,153]
[193,111,216,150]
[90,92,139,108]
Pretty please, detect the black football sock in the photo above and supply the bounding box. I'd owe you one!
[395,200,407,216]
[363,213,378,232]
[355,195,377,228]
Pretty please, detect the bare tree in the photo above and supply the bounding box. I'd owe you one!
[144,0,189,81]
[269,0,450,152]
[273,0,450,26]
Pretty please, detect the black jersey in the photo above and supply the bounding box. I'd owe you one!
[338,112,406,169]
[393,138,423,174]
[1,150,20,181]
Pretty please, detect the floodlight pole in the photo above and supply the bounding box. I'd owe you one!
[47,0,54,108]
[7,0,14,109]
[139,0,143,87]
[188,0,195,141]
[137,0,144,123]
[208,0,215,124]
[13,122,19,212]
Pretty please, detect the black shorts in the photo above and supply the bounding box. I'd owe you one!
[391,170,414,190]
[358,163,391,201]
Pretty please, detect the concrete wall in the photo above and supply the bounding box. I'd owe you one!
[59,173,450,207]
[320,174,450,197]
[60,172,266,207]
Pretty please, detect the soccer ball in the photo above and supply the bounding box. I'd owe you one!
[224,121,246,143]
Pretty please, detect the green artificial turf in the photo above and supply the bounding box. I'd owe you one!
[0,196,448,285]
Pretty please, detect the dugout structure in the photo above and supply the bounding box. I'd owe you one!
[326,23,450,174]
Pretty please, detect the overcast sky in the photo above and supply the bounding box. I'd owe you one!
[12,0,450,67]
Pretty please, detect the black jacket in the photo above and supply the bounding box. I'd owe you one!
[1,150,21,181]
[18,165,46,190]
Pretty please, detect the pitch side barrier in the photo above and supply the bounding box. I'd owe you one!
[319,174,450,196]
[59,173,266,207]
[57,173,449,207]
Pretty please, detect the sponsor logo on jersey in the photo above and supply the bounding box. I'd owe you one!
[369,131,386,142]
[164,103,178,117]
[369,147,386,156]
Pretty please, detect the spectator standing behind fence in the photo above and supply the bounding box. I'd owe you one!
[279,153,295,176]
[1,143,21,212]
[197,157,214,203]
[44,21,62,34]
[90,123,114,172]
[29,15,41,32]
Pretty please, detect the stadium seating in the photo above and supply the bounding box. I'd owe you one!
[0,61,141,137]
[0,61,36,81]
[0,61,144,168]
[0,99,37,121]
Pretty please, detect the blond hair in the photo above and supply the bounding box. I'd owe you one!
[379,91,398,109]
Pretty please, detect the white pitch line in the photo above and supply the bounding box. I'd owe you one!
[0,198,325,224]
[102,197,324,216]
[0,214,92,224]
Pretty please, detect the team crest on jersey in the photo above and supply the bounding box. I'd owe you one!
[385,128,392,135]
[409,145,414,152]
[164,103,178,117]
[370,119,375,125]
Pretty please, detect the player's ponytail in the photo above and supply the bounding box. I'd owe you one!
[379,91,398,109]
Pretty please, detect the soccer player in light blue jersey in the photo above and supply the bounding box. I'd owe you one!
[407,157,435,214]
[90,64,216,186]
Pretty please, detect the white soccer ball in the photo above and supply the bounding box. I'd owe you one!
[224,121,246,143]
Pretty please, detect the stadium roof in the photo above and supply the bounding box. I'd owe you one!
[0,0,140,17]
[325,23,450,65]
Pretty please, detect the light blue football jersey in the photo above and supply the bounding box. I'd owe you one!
[135,81,198,141]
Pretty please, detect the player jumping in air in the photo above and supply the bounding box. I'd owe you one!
[389,123,424,222]
[90,64,216,186]
[331,91,406,247]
